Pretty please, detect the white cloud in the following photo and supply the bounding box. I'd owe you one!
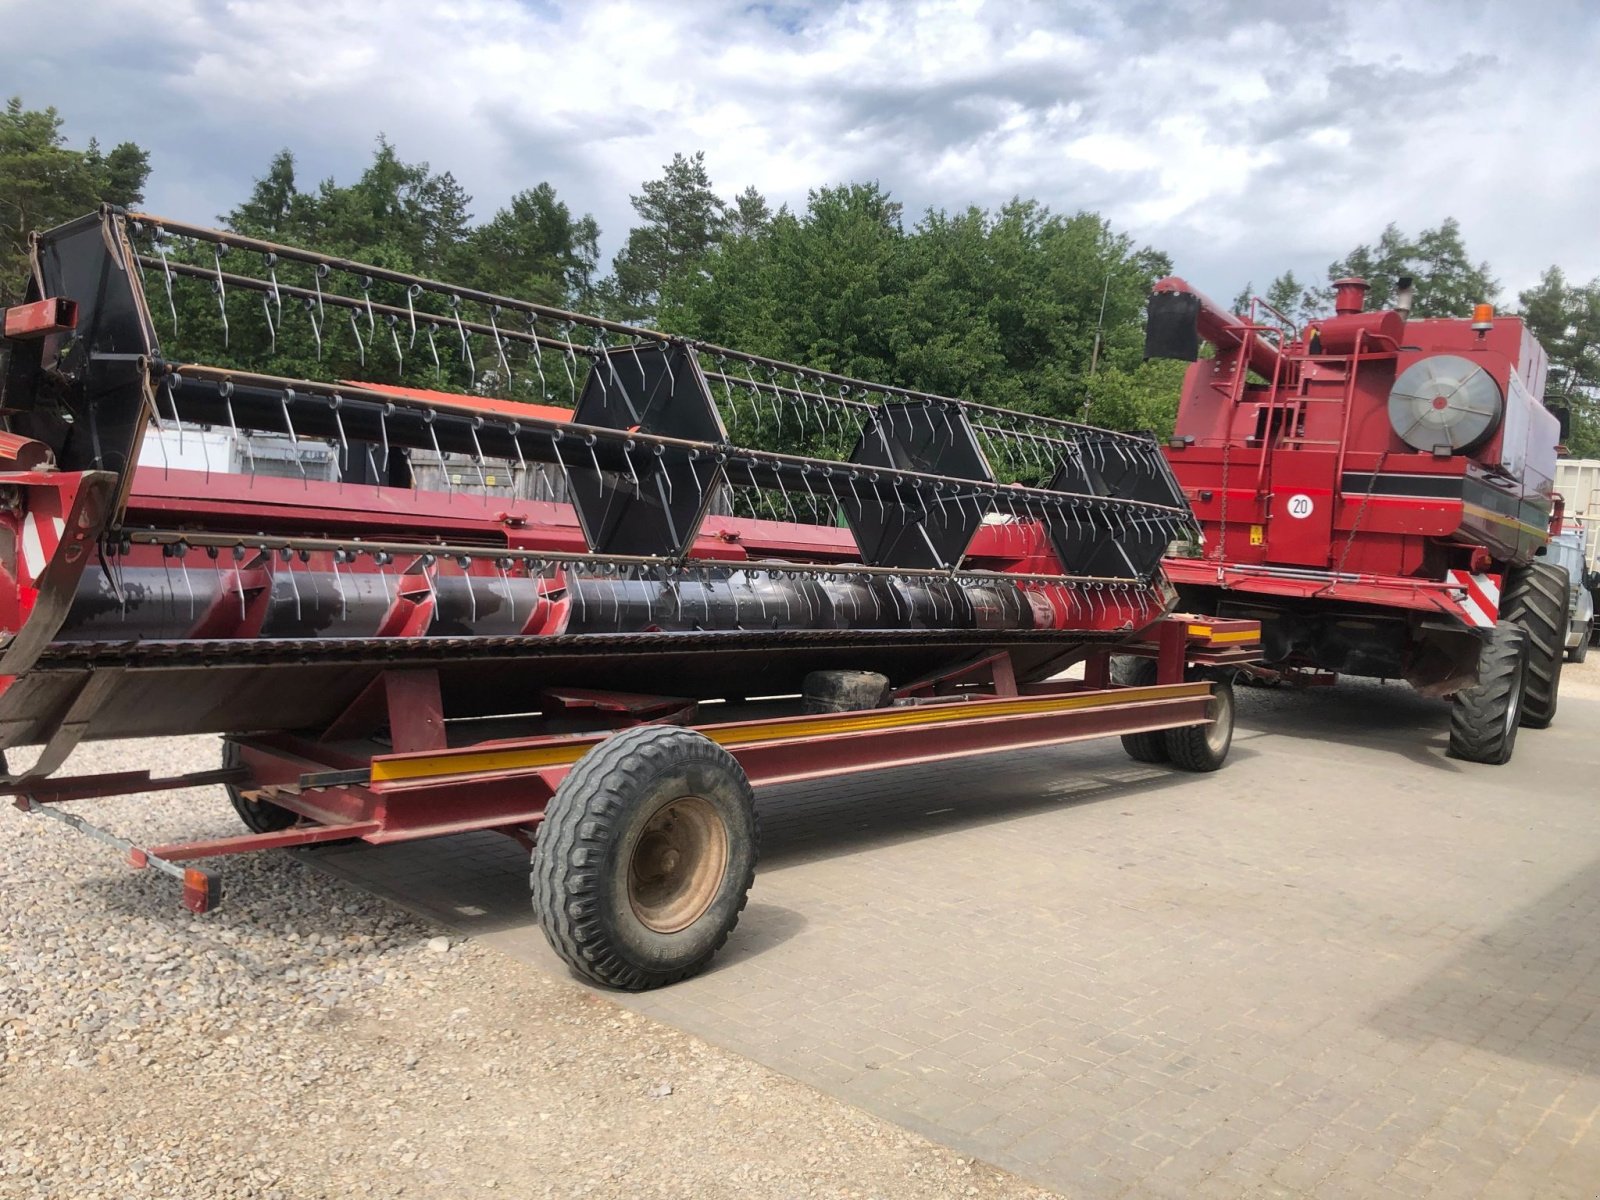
[8,0,1599,308]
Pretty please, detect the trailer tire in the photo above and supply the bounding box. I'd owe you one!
[1112,657,1170,764]
[222,740,297,834]
[1501,562,1565,728]
[1447,621,1527,765]
[532,725,758,991]
[1163,677,1235,772]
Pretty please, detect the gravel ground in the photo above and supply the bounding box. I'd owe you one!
[0,735,1059,1200]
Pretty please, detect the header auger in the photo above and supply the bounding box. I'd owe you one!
[0,208,1255,988]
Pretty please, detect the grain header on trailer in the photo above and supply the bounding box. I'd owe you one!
[1146,273,1566,763]
[0,208,1257,988]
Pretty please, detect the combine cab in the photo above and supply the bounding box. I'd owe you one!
[1148,274,1565,763]
[0,208,1257,988]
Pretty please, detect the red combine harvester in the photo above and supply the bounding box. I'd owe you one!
[1145,274,1567,764]
[0,208,1257,989]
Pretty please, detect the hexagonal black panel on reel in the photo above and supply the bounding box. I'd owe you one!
[1045,433,1187,579]
[840,400,994,570]
[567,342,727,557]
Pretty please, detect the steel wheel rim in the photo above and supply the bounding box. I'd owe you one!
[628,795,729,934]
[1204,686,1233,755]
[1504,662,1523,740]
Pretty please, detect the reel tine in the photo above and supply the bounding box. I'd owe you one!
[450,295,474,376]
[155,238,179,336]
[211,242,229,349]
[388,314,403,372]
[490,305,513,387]
[406,283,421,348]
[348,306,366,367]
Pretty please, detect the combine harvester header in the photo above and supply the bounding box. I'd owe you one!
[0,208,1256,988]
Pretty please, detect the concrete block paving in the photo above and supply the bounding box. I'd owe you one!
[314,670,1600,1197]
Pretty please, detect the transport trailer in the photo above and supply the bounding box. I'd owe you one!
[0,208,1257,989]
[6,615,1256,989]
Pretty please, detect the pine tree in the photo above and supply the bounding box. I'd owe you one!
[0,98,150,305]
[610,151,727,321]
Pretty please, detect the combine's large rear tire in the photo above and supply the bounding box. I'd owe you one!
[1112,657,1170,764]
[1448,621,1527,765]
[1501,562,1565,728]
[1163,677,1236,772]
[532,725,758,991]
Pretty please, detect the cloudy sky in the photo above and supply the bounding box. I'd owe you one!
[9,0,1599,306]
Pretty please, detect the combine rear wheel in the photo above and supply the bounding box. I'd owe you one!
[1112,657,1170,764]
[1502,562,1566,728]
[1569,621,1590,663]
[1448,621,1527,764]
[532,725,759,991]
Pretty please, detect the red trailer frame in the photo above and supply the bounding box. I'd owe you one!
[7,613,1258,915]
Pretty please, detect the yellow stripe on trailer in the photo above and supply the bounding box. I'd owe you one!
[369,682,1212,785]
[1185,623,1260,645]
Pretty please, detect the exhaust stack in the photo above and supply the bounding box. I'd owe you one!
[1393,275,1416,320]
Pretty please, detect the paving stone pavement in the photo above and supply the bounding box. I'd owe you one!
[312,671,1600,1199]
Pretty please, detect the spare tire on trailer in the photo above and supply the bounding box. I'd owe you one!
[1448,621,1527,764]
[1501,561,1566,728]
[532,725,759,991]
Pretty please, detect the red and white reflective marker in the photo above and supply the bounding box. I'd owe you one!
[1446,570,1502,628]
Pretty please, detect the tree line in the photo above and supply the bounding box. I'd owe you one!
[2,97,1595,454]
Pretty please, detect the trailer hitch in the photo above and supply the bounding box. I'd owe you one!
[16,794,222,913]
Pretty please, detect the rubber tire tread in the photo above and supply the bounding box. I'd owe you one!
[1501,561,1565,728]
[223,740,297,834]
[1112,657,1170,764]
[1163,678,1235,772]
[531,725,758,991]
[1448,621,1526,765]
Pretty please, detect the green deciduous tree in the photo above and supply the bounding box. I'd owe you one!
[154,140,599,406]
[656,187,1174,434]
[1231,271,1318,332]
[464,183,600,309]
[1519,266,1600,457]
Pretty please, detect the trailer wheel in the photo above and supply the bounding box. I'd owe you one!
[222,740,297,834]
[532,725,759,991]
[1112,657,1170,764]
[1448,621,1527,765]
[1163,677,1235,772]
[1502,562,1565,728]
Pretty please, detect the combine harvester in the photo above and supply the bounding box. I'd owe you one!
[0,208,1256,988]
[1146,275,1566,764]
